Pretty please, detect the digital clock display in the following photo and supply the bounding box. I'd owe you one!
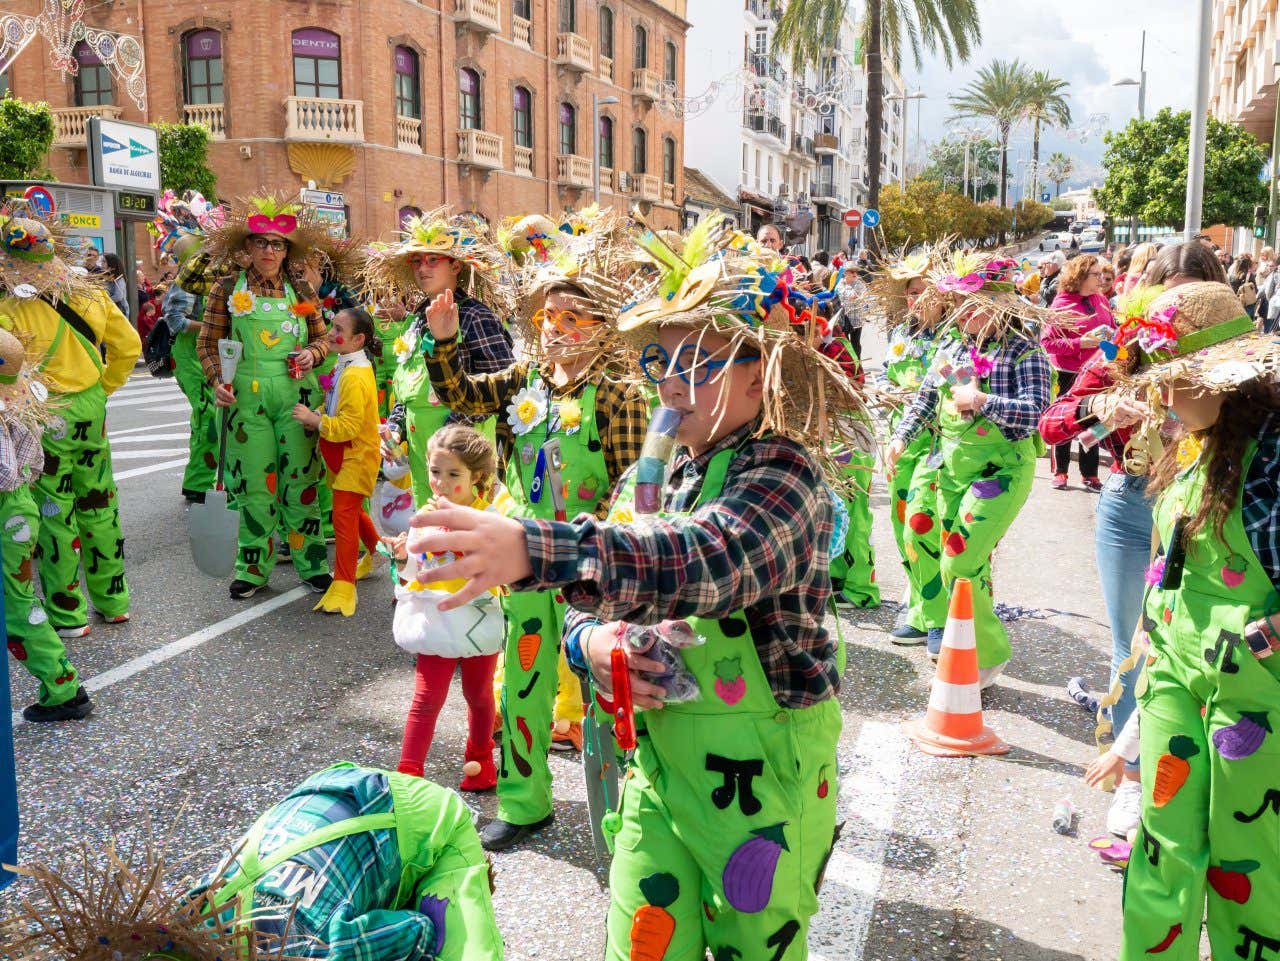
[117,191,157,214]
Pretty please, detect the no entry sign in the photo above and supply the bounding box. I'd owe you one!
[843,208,862,228]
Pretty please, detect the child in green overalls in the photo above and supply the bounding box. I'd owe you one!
[402,226,868,959]
[887,251,1052,684]
[422,223,649,852]
[1104,282,1280,961]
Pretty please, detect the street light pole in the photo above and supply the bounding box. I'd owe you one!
[592,94,621,206]
[1185,0,1213,241]
[1267,39,1280,248]
[900,91,925,186]
[1115,31,1148,243]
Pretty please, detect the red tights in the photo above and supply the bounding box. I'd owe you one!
[398,653,499,776]
[332,489,379,583]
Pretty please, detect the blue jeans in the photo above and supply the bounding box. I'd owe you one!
[1094,472,1154,770]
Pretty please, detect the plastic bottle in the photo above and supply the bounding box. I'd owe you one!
[1051,799,1077,835]
[634,406,684,514]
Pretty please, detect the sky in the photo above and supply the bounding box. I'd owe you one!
[903,0,1199,196]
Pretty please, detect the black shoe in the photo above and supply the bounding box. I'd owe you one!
[23,688,94,723]
[277,538,291,560]
[229,579,261,600]
[479,814,554,852]
[304,573,333,593]
[182,489,206,504]
[890,623,928,644]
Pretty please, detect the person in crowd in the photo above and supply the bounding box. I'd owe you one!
[1099,261,1118,300]
[1229,254,1259,319]
[1039,251,1065,307]
[835,261,868,358]
[1147,240,1228,288]
[1044,254,1116,492]
[1256,245,1276,322]
[1113,247,1134,292]
[755,222,786,253]
[101,253,129,318]
[1123,243,1160,294]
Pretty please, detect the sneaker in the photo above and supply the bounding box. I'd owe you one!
[926,627,944,661]
[304,573,334,593]
[978,661,1007,689]
[55,624,90,639]
[100,612,129,625]
[549,720,583,752]
[229,580,261,600]
[479,813,554,852]
[890,623,928,645]
[1067,676,1101,714]
[182,489,206,504]
[23,687,93,723]
[1082,476,1103,493]
[277,538,292,560]
[832,589,856,610]
[1107,779,1143,837]
[1051,474,1069,490]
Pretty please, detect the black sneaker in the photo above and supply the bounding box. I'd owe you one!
[24,687,94,723]
[304,573,333,593]
[277,538,291,559]
[890,623,928,644]
[182,489,206,504]
[479,813,554,852]
[229,579,261,600]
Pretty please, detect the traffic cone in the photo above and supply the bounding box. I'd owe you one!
[905,577,1010,757]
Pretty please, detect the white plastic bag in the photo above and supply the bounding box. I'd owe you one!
[373,478,415,537]
[392,553,504,658]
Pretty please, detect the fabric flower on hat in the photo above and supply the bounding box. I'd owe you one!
[228,289,257,317]
[506,386,547,436]
[937,271,985,294]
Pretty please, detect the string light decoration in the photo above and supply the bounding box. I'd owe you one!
[0,0,147,110]
[657,52,863,122]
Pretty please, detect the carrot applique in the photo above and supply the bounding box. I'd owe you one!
[517,618,542,671]
[630,872,679,961]
[1153,736,1199,807]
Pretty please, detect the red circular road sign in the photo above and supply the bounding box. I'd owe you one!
[23,186,55,216]
[843,208,862,228]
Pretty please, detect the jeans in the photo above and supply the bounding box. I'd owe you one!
[1049,370,1101,478]
[1094,472,1154,770]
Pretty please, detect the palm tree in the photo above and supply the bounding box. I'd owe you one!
[1023,70,1072,205]
[1044,151,1075,197]
[773,0,982,224]
[950,59,1032,208]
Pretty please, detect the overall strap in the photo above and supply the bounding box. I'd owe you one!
[38,298,104,374]
[693,447,736,509]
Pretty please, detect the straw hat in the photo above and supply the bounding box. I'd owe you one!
[928,248,1050,338]
[0,205,99,304]
[866,248,938,331]
[201,191,328,274]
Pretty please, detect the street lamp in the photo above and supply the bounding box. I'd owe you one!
[1114,30,1147,242]
[593,94,621,205]
[886,90,927,185]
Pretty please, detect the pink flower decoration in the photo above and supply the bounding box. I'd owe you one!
[318,373,336,392]
[937,272,985,294]
[969,347,995,378]
[1145,556,1165,587]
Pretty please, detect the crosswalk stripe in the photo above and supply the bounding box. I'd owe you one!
[135,403,194,413]
[114,457,188,481]
[109,420,190,437]
[109,433,192,444]
[110,383,182,398]
[107,392,190,409]
[111,448,189,460]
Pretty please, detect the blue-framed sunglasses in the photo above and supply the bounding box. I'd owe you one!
[640,342,757,386]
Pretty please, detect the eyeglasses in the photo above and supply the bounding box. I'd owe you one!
[248,237,288,252]
[409,253,453,269]
[534,307,603,334]
[1087,271,1104,279]
[640,342,758,386]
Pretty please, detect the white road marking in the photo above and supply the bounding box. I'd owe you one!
[134,403,195,414]
[811,719,908,961]
[109,420,190,437]
[109,433,192,444]
[110,448,189,460]
[107,392,188,410]
[114,458,188,480]
[12,587,311,728]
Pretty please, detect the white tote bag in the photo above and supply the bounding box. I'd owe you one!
[392,552,505,658]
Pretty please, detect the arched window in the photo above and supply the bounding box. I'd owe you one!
[663,40,678,86]
[598,6,614,60]
[459,68,482,129]
[633,127,647,174]
[559,103,577,155]
[73,42,113,106]
[513,86,533,148]
[182,30,223,105]
[395,47,420,119]
[292,29,341,99]
[663,137,676,185]
[558,0,576,32]
[598,116,614,168]
[633,25,648,69]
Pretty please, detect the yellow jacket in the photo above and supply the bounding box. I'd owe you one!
[319,353,380,495]
[413,487,514,595]
[0,290,141,396]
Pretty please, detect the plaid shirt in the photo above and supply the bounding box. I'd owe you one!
[893,334,1052,444]
[197,266,327,383]
[535,422,840,709]
[1037,352,1132,474]
[1244,412,1280,587]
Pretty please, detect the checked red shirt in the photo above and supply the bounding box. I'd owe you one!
[1037,351,1132,475]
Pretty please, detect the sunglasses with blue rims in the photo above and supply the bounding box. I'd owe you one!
[640,342,759,386]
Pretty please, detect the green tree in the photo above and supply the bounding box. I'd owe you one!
[1044,151,1074,196]
[0,96,55,180]
[1023,69,1072,203]
[950,59,1033,208]
[155,122,217,199]
[921,135,998,201]
[1095,108,1267,229]
[773,0,981,222]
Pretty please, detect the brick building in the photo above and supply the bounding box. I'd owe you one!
[4,0,689,242]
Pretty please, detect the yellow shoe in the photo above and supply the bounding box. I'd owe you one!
[355,552,376,581]
[314,580,357,616]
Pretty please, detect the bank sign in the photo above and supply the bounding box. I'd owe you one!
[88,118,160,192]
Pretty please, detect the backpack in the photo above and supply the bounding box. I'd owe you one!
[143,319,175,378]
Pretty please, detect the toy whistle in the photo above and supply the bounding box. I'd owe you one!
[611,637,637,750]
[635,406,684,514]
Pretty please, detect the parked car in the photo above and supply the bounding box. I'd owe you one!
[1079,229,1105,253]
[1038,231,1061,252]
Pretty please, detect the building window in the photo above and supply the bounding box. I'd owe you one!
[513,0,530,19]
[559,0,576,32]
[182,30,223,106]
[513,86,533,148]
[394,46,420,119]
[662,137,676,184]
[634,25,648,69]
[559,102,577,155]
[599,6,614,59]
[599,115,614,167]
[633,127,647,174]
[459,67,482,129]
[73,42,114,106]
[663,41,677,85]
[292,29,341,99]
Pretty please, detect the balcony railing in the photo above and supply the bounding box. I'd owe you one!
[662,182,676,204]
[284,97,365,143]
[811,177,839,201]
[747,53,787,84]
[183,103,225,140]
[792,133,815,157]
[514,145,534,176]
[457,128,504,170]
[814,133,839,155]
[600,55,614,82]
[743,110,786,143]
[555,32,593,72]
[396,115,422,152]
[637,173,660,201]
[455,0,501,32]
[52,105,123,148]
[746,0,780,22]
[556,154,593,188]
[513,15,532,47]
[632,68,662,101]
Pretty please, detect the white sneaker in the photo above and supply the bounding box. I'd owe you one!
[978,661,1008,689]
[1107,779,1143,837]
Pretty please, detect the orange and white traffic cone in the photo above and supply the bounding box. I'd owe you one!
[905,577,1010,757]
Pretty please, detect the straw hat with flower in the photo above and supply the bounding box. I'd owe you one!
[928,249,1050,338]
[0,203,100,305]
[200,192,329,277]
[866,247,939,331]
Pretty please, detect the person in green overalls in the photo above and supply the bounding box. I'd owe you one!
[1102,282,1280,961]
[422,215,649,851]
[887,251,1052,685]
[402,223,868,959]
[197,196,333,600]
[362,210,514,508]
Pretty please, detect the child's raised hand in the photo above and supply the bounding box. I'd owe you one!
[380,533,408,561]
[1084,750,1126,789]
[424,288,459,341]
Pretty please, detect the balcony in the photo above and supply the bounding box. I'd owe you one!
[396,115,422,152]
[811,177,839,203]
[662,182,676,205]
[614,169,633,193]
[183,103,226,140]
[636,173,661,201]
[743,110,786,144]
[747,53,787,85]
[814,132,839,155]
[514,145,533,176]
[792,133,815,157]
[513,15,532,47]
[632,68,662,102]
[456,128,504,171]
[557,154,593,188]
[746,0,780,22]
[555,32,593,73]
[455,0,501,33]
[284,97,365,143]
[600,166,614,190]
[600,55,614,82]
[52,105,123,148]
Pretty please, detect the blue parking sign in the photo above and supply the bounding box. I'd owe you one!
[862,208,881,228]
[1041,192,1052,203]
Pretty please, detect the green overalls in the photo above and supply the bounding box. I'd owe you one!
[498,373,610,826]
[827,443,879,606]
[1120,443,1280,961]
[170,290,219,497]
[887,324,948,633]
[603,451,841,961]
[391,325,452,507]
[223,272,328,585]
[375,313,413,421]
[930,340,1037,669]
[35,321,129,626]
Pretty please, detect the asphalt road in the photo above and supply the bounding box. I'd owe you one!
[4,359,1128,961]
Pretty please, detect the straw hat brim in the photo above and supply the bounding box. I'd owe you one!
[1124,329,1280,394]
